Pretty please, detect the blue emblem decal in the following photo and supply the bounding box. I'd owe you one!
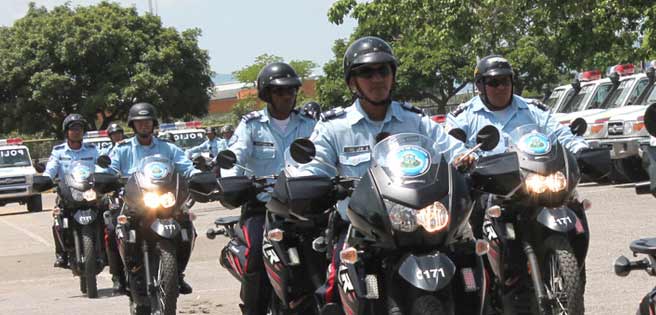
[518,133,551,155]
[145,162,170,180]
[395,146,431,177]
[72,165,91,181]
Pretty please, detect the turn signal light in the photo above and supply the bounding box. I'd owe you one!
[582,199,592,211]
[117,215,128,225]
[486,205,502,218]
[475,239,490,256]
[340,247,359,264]
[267,229,284,242]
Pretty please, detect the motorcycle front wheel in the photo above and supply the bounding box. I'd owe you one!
[82,225,98,298]
[410,295,449,315]
[541,235,583,315]
[154,239,178,315]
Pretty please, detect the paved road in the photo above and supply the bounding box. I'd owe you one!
[0,184,653,314]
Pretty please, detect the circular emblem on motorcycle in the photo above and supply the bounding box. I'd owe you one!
[145,162,169,180]
[72,165,91,181]
[518,133,551,155]
[394,146,430,177]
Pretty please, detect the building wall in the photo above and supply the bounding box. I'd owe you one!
[209,79,317,114]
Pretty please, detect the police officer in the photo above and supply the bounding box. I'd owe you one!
[106,102,197,294]
[446,55,589,313]
[446,55,588,155]
[298,36,472,307]
[100,122,126,292]
[220,124,235,145]
[99,123,125,156]
[223,62,317,315]
[44,114,99,268]
[186,127,225,159]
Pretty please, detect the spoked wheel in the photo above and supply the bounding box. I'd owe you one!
[541,236,582,315]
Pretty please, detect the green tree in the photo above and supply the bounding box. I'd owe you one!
[320,0,651,113]
[0,1,213,137]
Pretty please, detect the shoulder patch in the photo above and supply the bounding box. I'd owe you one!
[320,107,346,122]
[400,102,425,116]
[241,111,262,122]
[450,103,468,117]
[527,99,549,111]
[53,144,65,151]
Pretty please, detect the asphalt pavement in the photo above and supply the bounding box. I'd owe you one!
[0,183,653,314]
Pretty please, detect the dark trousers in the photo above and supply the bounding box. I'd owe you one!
[240,212,270,315]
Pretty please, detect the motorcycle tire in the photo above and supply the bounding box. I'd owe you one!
[155,240,178,315]
[542,235,582,315]
[82,225,98,298]
[409,295,449,315]
[130,300,150,315]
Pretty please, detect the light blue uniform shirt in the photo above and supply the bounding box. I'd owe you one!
[99,143,116,157]
[186,138,226,158]
[446,95,589,155]
[224,108,317,177]
[44,142,99,179]
[299,100,470,219]
[106,136,198,178]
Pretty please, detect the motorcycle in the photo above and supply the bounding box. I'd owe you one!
[32,160,118,298]
[205,150,281,311]
[465,119,609,315]
[614,103,656,315]
[288,130,498,315]
[111,155,214,315]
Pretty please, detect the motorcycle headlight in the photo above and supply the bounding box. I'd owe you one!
[387,201,449,233]
[144,192,160,209]
[159,192,176,208]
[525,171,567,194]
[83,189,97,201]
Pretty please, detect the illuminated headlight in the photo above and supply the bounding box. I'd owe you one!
[159,192,176,208]
[525,171,567,194]
[387,201,449,233]
[143,192,177,209]
[83,189,97,201]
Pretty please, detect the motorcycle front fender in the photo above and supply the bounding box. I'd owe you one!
[150,218,181,239]
[397,252,456,292]
[536,206,580,233]
[73,209,97,225]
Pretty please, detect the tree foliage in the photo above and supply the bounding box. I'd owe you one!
[0,1,213,137]
[319,0,653,113]
[232,54,318,86]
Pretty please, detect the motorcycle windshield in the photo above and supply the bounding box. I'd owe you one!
[65,160,95,192]
[135,155,175,190]
[372,133,441,185]
[506,124,557,158]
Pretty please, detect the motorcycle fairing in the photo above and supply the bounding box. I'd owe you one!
[397,252,456,292]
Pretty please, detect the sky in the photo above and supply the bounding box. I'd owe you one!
[2,0,358,76]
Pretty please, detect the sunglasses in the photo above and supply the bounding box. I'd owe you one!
[271,87,297,96]
[485,77,512,88]
[352,65,392,79]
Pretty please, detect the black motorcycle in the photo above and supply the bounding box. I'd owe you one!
[113,155,213,315]
[32,160,118,298]
[614,102,656,315]
[288,131,497,315]
[466,121,609,315]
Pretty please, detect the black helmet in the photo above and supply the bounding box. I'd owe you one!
[221,125,235,134]
[256,62,302,103]
[127,102,158,128]
[343,36,397,84]
[106,123,124,135]
[474,55,514,83]
[302,101,322,120]
[205,127,216,134]
[62,114,88,133]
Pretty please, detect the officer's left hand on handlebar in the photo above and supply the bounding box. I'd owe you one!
[453,153,476,170]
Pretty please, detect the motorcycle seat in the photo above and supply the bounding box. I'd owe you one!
[215,215,240,226]
[630,238,656,256]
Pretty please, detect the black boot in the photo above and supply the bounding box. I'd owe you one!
[53,254,68,268]
[178,273,192,294]
[240,272,268,315]
[112,274,127,294]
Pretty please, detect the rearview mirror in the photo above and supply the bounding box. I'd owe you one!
[290,138,316,164]
[448,128,467,143]
[217,150,237,170]
[645,103,656,138]
[33,175,55,192]
[476,125,500,151]
[97,155,111,168]
[570,117,588,137]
